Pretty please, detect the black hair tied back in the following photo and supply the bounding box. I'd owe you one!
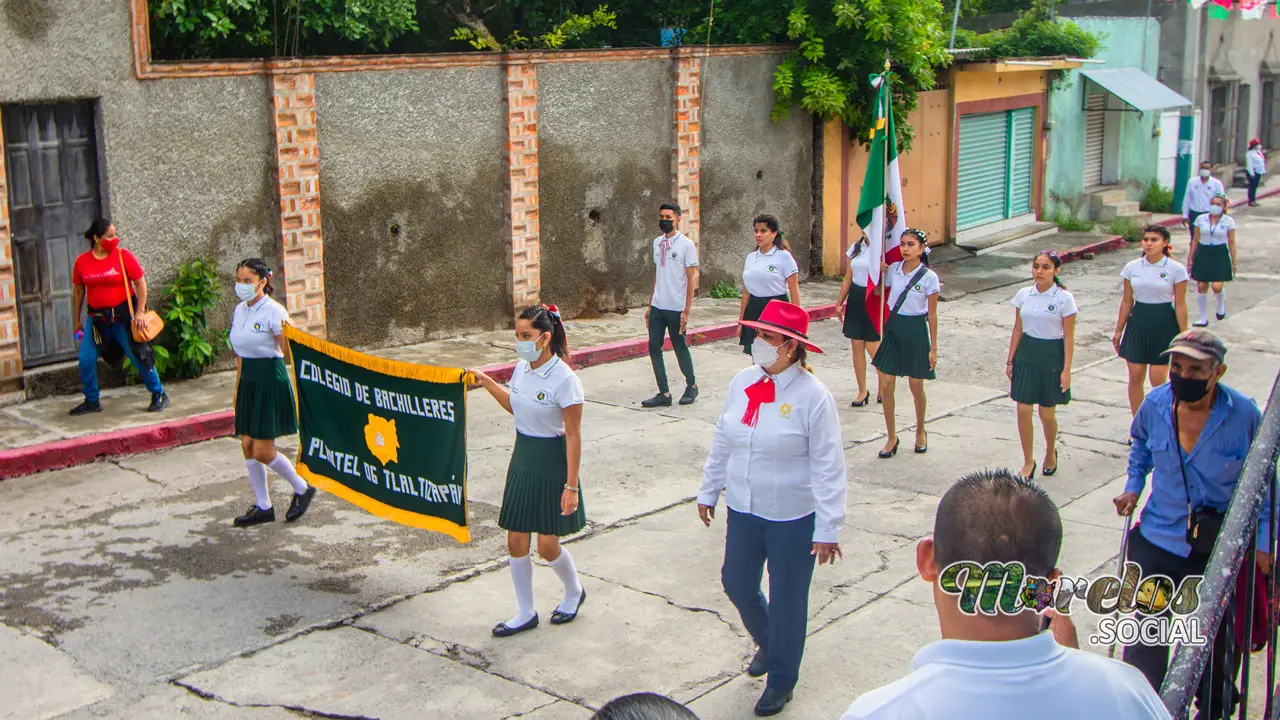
[237,258,275,296]
[84,218,112,245]
[519,303,570,360]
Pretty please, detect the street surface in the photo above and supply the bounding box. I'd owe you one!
[4,205,1280,719]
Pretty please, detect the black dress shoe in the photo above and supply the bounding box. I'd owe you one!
[679,386,699,405]
[147,392,170,412]
[70,400,103,416]
[851,391,870,407]
[878,438,900,459]
[234,505,275,527]
[754,687,793,716]
[641,393,673,408]
[550,589,586,625]
[492,613,539,637]
[747,648,768,677]
[285,486,316,522]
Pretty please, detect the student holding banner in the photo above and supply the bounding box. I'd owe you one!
[470,304,588,637]
[229,258,315,528]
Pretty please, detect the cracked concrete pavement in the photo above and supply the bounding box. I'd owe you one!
[5,207,1280,719]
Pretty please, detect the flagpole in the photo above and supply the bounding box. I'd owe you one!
[880,53,891,329]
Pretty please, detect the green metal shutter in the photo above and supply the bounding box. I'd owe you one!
[957,112,1009,231]
[1008,108,1035,217]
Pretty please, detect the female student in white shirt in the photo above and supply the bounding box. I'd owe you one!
[1006,250,1077,480]
[1112,225,1188,417]
[229,258,315,527]
[1189,193,1236,325]
[697,299,846,717]
[470,304,587,638]
[738,214,801,355]
[872,230,940,458]
[836,235,881,407]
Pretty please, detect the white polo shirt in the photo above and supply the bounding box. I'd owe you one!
[841,633,1171,720]
[1248,148,1267,175]
[742,246,799,298]
[651,232,699,312]
[1192,213,1234,246]
[1011,284,1078,340]
[230,296,289,359]
[1182,176,1224,216]
[507,356,584,438]
[884,261,940,317]
[1121,256,1189,304]
[846,242,873,287]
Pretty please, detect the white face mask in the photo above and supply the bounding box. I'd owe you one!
[1200,169,1212,179]
[234,283,258,302]
[751,339,784,370]
[1209,205,1224,216]
[516,338,544,363]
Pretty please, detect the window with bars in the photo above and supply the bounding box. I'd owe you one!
[1209,82,1239,164]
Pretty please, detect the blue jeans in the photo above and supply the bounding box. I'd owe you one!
[79,321,164,403]
[721,508,817,693]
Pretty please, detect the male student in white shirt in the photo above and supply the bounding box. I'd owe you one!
[1181,161,1225,242]
[641,202,700,408]
[842,468,1171,720]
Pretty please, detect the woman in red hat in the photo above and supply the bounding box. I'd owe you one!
[470,303,587,639]
[1247,139,1266,207]
[872,229,940,458]
[697,300,847,717]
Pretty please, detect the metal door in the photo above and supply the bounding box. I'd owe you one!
[2,103,101,367]
[1007,107,1035,217]
[1083,93,1105,188]
[956,112,1009,231]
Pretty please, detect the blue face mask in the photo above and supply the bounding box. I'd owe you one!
[516,338,544,363]
[235,283,258,302]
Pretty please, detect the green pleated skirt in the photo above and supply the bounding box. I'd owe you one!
[1010,335,1071,407]
[235,357,298,440]
[499,433,587,536]
[873,313,934,380]
[843,282,881,342]
[1120,301,1180,366]
[1191,243,1233,282]
[740,293,788,353]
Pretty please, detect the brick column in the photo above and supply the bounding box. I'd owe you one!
[0,108,21,387]
[270,72,327,338]
[673,56,702,246]
[506,62,541,313]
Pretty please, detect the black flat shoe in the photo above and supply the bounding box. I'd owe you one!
[285,486,316,522]
[879,438,900,459]
[679,386,699,405]
[1193,320,1209,327]
[851,391,870,408]
[234,505,275,527]
[1217,311,1226,320]
[492,613,539,637]
[147,392,170,413]
[1043,451,1058,476]
[550,589,586,625]
[69,400,102,416]
[747,648,768,677]
[641,393,673,408]
[754,687,794,717]
[877,394,883,404]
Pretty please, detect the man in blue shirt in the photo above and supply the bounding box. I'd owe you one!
[1113,329,1272,719]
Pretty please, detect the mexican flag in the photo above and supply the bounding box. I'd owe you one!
[855,72,905,335]
[1208,0,1233,18]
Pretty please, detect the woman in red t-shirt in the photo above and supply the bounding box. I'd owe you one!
[70,219,169,415]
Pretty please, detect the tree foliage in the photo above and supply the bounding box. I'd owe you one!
[950,0,1102,89]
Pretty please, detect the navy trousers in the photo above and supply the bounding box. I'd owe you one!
[721,508,817,693]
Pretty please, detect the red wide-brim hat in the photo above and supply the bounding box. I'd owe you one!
[738,299,824,353]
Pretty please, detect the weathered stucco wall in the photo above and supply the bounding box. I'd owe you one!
[701,54,813,287]
[537,60,673,317]
[0,0,277,334]
[314,68,507,349]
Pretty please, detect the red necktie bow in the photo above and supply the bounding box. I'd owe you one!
[741,376,775,427]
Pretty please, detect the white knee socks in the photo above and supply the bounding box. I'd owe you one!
[246,460,271,510]
[506,554,536,627]
[550,549,584,614]
[1197,293,1208,324]
[1215,290,1226,317]
[267,453,309,495]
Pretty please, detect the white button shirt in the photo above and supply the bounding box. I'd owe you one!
[742,246,799,298]
[507,356,585,438]
[1248,148,1267,176]
[1193,213,1235,245]
[1121,256,1189,304]
[698,363,847,543]
[1010,284,1077,340]
[845,242,873,287]
[841,632,1171,720]
[651,232,699,312]
[1182,176,1225,216]
[884,261,941,317]
[230,296,289,359]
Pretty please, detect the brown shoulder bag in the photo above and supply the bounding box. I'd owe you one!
[119,250,164,343]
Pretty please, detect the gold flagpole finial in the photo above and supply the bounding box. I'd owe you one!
[884,58,891,72]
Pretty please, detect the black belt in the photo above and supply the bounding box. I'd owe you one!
[87,302,132,323]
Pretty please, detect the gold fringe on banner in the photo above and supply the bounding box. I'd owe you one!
[283,324,477,386]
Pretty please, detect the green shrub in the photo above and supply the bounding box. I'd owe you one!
[1052,212,1095,232]
[709,281,742,299]
[125,258,227,384]
[1106,217,1144,243]
[1140,181,1175,214]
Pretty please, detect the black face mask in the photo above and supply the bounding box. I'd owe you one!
[659,219,675,234]
[1170,371,1212,403]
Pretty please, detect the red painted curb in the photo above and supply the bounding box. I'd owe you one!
[1060,235,1128,264]
[0,303,840,478]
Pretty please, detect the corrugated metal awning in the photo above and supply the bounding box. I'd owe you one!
[1080,68,1192,112]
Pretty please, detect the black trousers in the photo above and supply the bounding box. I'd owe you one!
[1247,172,1261,204]
[1187,210,1204,243]
[1121,527,1241,719]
